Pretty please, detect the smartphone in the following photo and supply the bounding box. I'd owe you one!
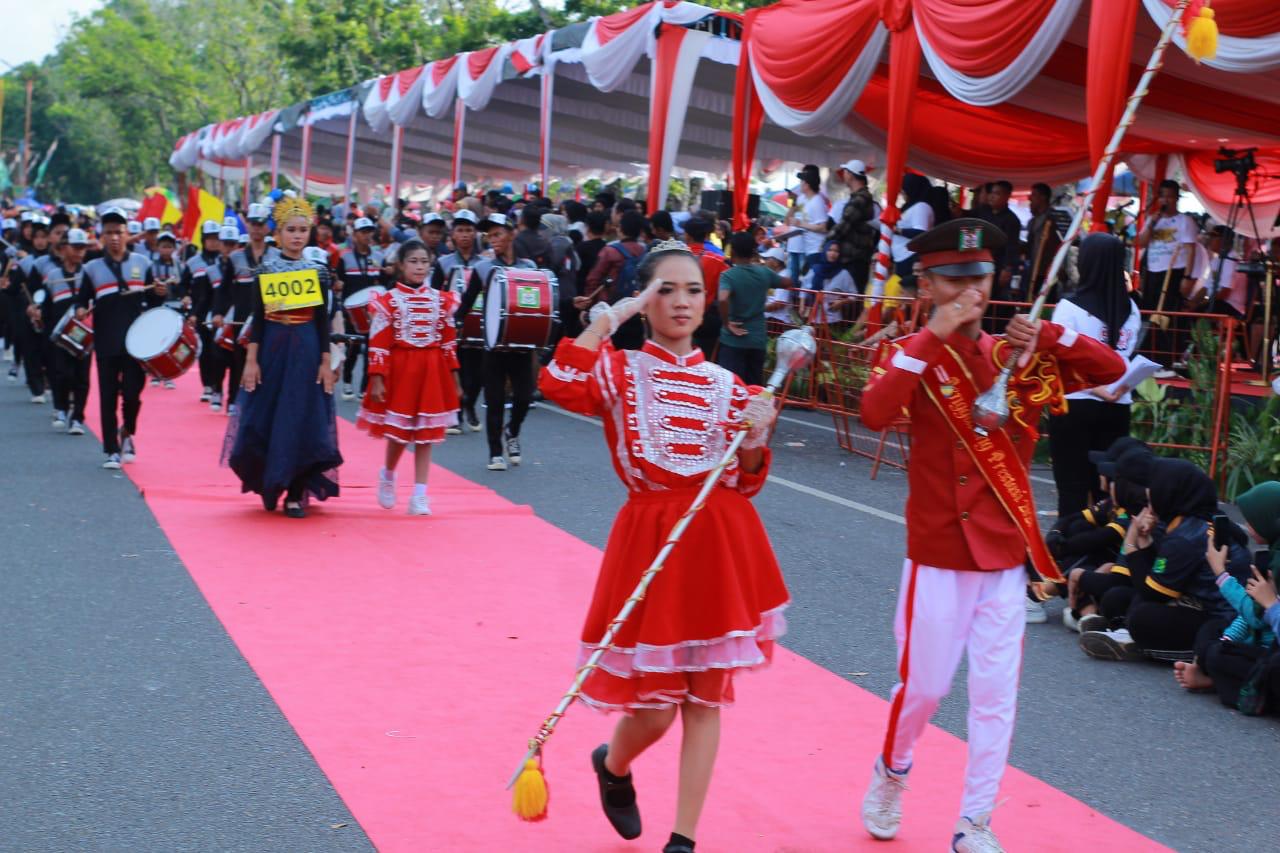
[1255,550,1274,579]
[1212,514,1232,550]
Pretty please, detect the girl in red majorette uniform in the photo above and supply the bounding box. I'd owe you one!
[357,239,460,516]
[539,239,785,853]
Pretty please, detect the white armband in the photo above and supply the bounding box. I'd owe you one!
[890,349,927,375]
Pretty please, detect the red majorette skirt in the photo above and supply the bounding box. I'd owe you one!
[578,485,789,713]
[356,347,459,444]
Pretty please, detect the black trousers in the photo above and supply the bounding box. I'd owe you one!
[1198,620,1269,709]
[1141,266,1187,365]
[96,353,146,454]
[1127,598,1214,654]
[19,320,45,395]
[1076,570,1132,622]
[1048,399,1131,517]
[229,345,246,405]
[717,344,766,386]
[458,346,484,413]
[50,343,91,421]
[483,349,535,456]
[197,326,218,390]
[342,337,370,390]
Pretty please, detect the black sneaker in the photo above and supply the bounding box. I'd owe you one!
[591,744,641,840]
[1080,628,1142,661]
[505,430,522,465]
[466,406,481,432]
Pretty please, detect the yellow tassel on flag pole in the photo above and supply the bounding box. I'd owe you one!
[511,755,549,822]
[1185,2,1218,63]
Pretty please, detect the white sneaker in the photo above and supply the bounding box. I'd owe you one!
[861,756,907,840]
[407,494,432,516]
[68,421,85,436]
[1154,368,1177,380]
[227,403,239,417]
[52,411,68,430]
[164,380,176,390]
[210,392,222,412]
[1025,599,1047,624]
[377,469,397,509]
[121,435,137,463]
[102,453,122,470]
[31,393,45,404]
[200,386,212,402]
[504,431,522,465]
[445,424,462,435]
[953,814,1004,853]
[1080,628,1142,661]
[150,378,160,387]
[1062,608,1081,632]
[487,455,508,471]
[2,349,11,362]
[342,383,355,401]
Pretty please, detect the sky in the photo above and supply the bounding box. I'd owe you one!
[1,1,104,70]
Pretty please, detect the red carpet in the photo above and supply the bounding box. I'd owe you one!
[95,374,1169,851]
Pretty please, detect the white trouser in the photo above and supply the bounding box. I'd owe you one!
[880,559,1026,819]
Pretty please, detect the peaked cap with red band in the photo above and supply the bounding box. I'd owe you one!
[908,217,1007,277]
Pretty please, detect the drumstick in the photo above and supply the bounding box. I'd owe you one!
[1150,244,1182,332]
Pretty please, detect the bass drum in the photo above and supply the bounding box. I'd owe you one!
[483,267,559,351]
[343,286,386,336]
[126,307,200,381]
[449,266,485,348]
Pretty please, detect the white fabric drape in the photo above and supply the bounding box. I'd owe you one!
[1143,0,1280,73]
[458,45,513,111]
[387,67,427,127]
[423,59,462,119]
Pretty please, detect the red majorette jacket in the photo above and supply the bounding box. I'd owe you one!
[861,322,1125,573]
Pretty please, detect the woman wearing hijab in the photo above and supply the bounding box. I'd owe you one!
[1080,458,1251,661]
[1048,233,1142,516]
[889,174,934,278]
[799,239,856,328]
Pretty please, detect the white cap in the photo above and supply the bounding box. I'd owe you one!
[100,206,128,224]
[761,246,788,263]
[66,228,89,245]
[219,225,239,241]
[143,216,161,231]
[223,215,238,228]
[237,233,249,245]
[483,213,512,229]
[156,231,177,244]
[247,203,270,222]
[836,159,868,175]
[201,220,221,235]
[19,211,33,222]
[35,214,51,226]
[353,216,375,231]
[452,210,478,226]
[420,212,444,226]
[127,221,142,234]
[265,235,275,244]
[1,218,15,229]
[302,246,328,264]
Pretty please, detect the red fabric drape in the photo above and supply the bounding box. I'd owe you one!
[880,0,912,32]
[880,25,923,228]
[1159,0,1280,37]
[1086,0,1140,231]
[467,46,500,79]
[432,56,459,85]
[595,2,654,45]
[647,24,684,216]
[748,0,883,113]
[732,9,765,231]
[1185,149,1280,205]
[913,0,1062,76]
[397,65,425,95]
[377,75,395,101]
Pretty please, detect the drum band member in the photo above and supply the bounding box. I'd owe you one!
[183,220,226,404]
[207,225,243,411]
[432,209,483,432]
[76,207,165,469]
[28,228,91,433]
[459,213,537,471]
[10,217,51,401]
[538,240,785,853]
[857,219,1125,852]
[337,216,386,401]
[225,204,281,411]
[149,231,183,389]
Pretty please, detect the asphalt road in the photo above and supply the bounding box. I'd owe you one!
[3,364,1277,852]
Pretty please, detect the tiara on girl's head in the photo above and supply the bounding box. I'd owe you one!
[273,195,315,223]
[650,238,692,254]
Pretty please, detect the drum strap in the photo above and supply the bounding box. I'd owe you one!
[104,256,130,297]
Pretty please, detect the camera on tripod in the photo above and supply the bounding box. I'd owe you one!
[1215,147,1258,178]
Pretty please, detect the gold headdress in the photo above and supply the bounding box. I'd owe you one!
[650,238,692,254]
[273,193,315,224]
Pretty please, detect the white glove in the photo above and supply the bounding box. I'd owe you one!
[739,392,777,450]
[590,278,663,335]
[587,301,612,328]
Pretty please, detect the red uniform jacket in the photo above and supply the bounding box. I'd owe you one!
[861,323,1125,572]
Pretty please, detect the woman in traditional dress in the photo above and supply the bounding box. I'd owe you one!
[539,239,786,853]
[225,194,342,518]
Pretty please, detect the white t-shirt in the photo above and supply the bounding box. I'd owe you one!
[802,267,856,323]
[764,286,793,323]
[797,192,830,255]
[1144,213,1199,272]
[1052,298,1141,404]
[891,201,934,263]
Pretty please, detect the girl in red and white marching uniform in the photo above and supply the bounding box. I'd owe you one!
[357,239,460,516]
[539,240,785,853]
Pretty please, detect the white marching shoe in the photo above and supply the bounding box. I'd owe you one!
[953,814,1005,853]
[407,494,432,516]
[861,756,908,840]
[377,469,397,509]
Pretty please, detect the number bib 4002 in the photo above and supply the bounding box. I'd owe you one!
[259,268,323,313]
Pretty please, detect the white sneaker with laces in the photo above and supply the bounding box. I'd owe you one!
[1025,599,1047,624]
[121,435,137,463]
[342,383,355,401]
[487,455,508,471]
[1080,627,1142,661]
[1062,608,1081,632]
[102,453,122,470]
[210,392,222,412]
[68,421,86,436]
[407,494,432,516]
[164,380,176,390]
[52,411,68,430]
[953,814,1005,853]
[150,378,160,387]
[445,424,462,435]
[31,393,46,404]
[200,386,212,402]
[861,756,908,840]
[377,470,397,509]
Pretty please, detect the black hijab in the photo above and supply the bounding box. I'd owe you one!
[902,174,932,209]
[1148,459,1219,522]
[1072,232,1135,350]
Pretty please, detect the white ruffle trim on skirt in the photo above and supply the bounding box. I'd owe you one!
[358,408,458,429]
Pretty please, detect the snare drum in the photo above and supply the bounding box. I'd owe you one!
[126,307,200,381]
[237,315,254,348]
[51,311,94,358]
[448,267,485,348]
[215,306,239,351]
[343,286,386,336]
[483,267,559,351]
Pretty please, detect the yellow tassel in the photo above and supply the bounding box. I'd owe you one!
[511,758,549,822]
[1185,5,1218,63]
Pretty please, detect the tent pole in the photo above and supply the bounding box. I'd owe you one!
[300,120,313,197]
[452,98,466,189]
[269,133,281,191]
[343,110,358,204]
[390,124,405,205]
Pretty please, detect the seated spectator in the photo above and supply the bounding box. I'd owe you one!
[1175,481,1280,710]
[1080,459,1252,662]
